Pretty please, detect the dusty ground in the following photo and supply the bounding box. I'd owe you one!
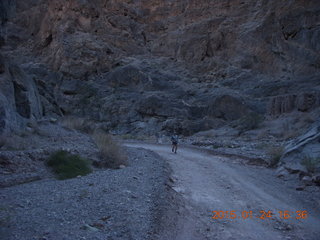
[1,130,319,240]
[0,145,170,240]
[126,143,320,240]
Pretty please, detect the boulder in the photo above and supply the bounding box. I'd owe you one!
[284,163,308,175]
[207,95,249,121]
[283,121,320,158]
[312,174,320,186]
[136,95,187,119]
[1,0,320,137]
[276,166,289,178]
[301,176,313,186]
[107,65,147,88]
[0,55,42,135]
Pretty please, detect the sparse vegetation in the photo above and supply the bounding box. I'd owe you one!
[61,116,94,133]
[121,134,137,140]
[234,112,264,133]
[303,116,315,124]
[301,156,320,173]
[282,129,301,140]
[93,130,127,169]
[280,119,301,140]
[267,145,285,168]
[1,135,29,151]
[61,116,86,131]
[46,150,92,180]
[26,119,47,136]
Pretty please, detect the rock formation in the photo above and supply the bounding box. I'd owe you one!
[0,54,42,134]
[0,0,319,135]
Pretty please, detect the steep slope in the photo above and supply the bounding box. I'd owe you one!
[0,0,319,135]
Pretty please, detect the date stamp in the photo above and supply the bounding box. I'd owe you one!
[211,210,308,220]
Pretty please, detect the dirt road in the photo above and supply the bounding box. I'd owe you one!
[125,143,320,240]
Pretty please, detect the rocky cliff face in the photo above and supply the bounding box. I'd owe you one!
[1,0,320,135]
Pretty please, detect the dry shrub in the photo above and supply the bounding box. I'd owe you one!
[302,115,315,124]
[121,134,136,140]
[267,145,284,168]
[93,130,127,169]
[280,119,301,140]
[1,134,29,150]
[282,129,301,140]
[301,156,320,173]
[61,116,86,130]
[61,116,94,133]
[233,112,264,134]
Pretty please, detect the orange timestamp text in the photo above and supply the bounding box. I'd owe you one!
[211,210,308,220]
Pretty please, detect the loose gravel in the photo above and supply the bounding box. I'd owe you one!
[0,147,171,240]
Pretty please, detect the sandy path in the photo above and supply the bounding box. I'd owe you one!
[125,143,320,240]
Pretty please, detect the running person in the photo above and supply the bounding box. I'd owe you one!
[171,134,178,154]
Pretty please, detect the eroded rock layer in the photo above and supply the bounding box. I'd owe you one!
[1,0,319,135]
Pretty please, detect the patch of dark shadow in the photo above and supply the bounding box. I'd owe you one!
[13,81,30,118]
[0,154,10,166]
[310,61,320,69]
[43,34,53,47]
[141,31,147,44]
[205,40,214,57]
[8,35,20,44]
[0,36,5,48]
[106,48,114,54]
[0,105,6,134]
[0,0,15,24]
[0,60,5,74]
[112,62,121,68]
[108,18,116,28]
[216,43,222,51]
[60,107,66,115]
[282,30,299,40]
[201,38,214,61]
[63,90,78,95]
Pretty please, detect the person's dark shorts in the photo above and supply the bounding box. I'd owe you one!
[172,141,177,145]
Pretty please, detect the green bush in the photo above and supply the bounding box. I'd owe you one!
[46,150,92,180]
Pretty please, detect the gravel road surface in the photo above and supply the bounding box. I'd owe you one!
[126,143,320,240]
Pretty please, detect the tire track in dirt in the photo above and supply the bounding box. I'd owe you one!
[126,143,320,240]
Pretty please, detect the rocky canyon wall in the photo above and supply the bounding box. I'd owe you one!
[0,0,319,135]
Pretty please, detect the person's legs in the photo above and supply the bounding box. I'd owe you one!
[173,143,178,153]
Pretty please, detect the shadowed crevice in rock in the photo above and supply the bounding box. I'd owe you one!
[0,104,6,134]
[13,81,31,118]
